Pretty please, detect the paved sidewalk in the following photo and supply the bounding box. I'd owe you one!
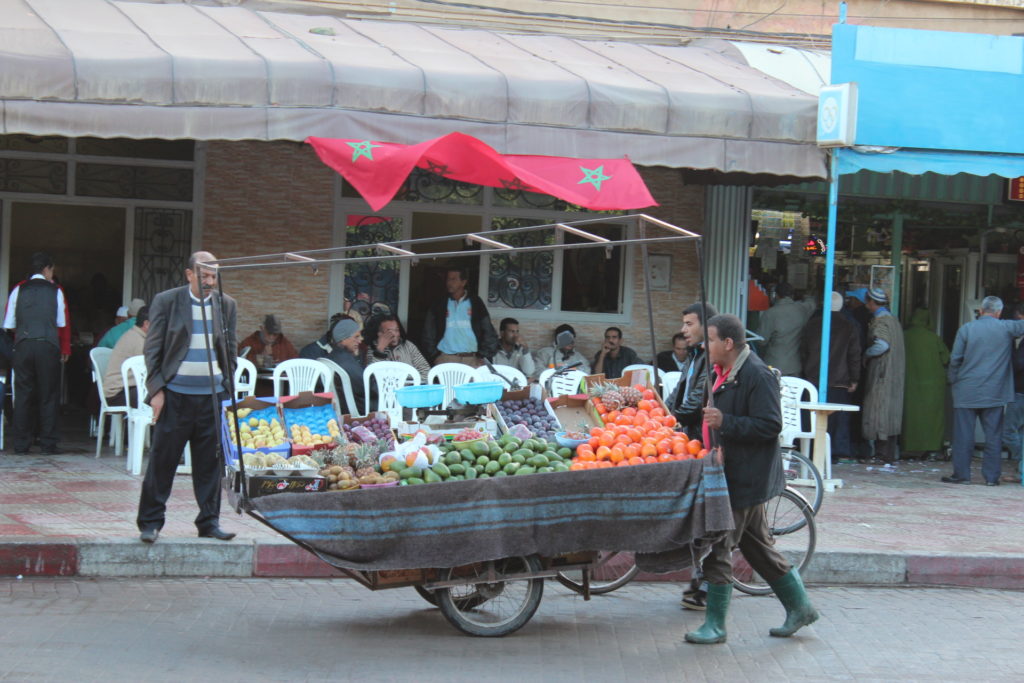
[2,438,1022,585]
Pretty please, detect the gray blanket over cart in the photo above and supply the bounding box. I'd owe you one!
[247,458,733,571]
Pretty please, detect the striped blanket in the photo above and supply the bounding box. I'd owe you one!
[248,458,733,571]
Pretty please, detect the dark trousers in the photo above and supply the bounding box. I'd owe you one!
[137,390,224,533]
[952,406,1004,484]
[12,340,60,451]
[701,502,791,586]
[827,386,853,459]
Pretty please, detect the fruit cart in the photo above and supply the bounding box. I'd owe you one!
[205,214,726,636]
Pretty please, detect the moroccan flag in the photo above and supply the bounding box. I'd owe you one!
[307,132,657,212]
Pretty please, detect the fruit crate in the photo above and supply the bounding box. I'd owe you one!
[584,370,672,416]
[221,396,291,467]
[279,391,344,456]
[545,395,603,433]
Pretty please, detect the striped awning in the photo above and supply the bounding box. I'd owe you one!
[0,0,826,177]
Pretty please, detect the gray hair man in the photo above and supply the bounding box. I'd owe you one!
[943,295,1024,485]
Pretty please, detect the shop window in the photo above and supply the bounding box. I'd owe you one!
[560,223,625,314]
[0,158,67,194]
[76,137,194,161]
[341,168,482,205]
[76,163,193,202]
[0,135,68,154]
[132,207,192,304]
[487,216,555,310]
[344,214,402,320]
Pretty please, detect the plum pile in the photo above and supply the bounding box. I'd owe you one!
[496,398,560,441]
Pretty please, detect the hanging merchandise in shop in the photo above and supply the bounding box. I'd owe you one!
[308,133,657,212]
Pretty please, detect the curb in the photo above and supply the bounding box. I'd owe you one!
[3,539,1024,589]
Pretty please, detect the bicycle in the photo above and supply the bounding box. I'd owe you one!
[555,486,817,597]
[780,448,823,518]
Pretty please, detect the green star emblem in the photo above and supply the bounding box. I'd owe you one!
[347,140,381,162]
[578,165,611,190]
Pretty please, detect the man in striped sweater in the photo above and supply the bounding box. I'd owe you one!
[136,252,237,544]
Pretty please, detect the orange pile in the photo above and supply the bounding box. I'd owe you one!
[571,385,708,470]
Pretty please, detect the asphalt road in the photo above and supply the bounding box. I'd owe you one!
[1,578,1020,682]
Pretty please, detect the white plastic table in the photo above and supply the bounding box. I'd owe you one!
[797,401,860,491]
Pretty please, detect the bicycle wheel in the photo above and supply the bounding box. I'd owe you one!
[435,555,545,637]
[731,488,816,596]
[780,449,823,517]
[555,551,639,595]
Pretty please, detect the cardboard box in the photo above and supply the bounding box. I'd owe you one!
[220,396,290,466]
[545,394,603,433]
[584,371,672,415]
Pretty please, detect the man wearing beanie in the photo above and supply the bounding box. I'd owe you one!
[861,287,905,463]
[327,318,366,415]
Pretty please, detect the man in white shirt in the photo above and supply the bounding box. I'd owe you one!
[3,252,67,454]
[493,318,536,378]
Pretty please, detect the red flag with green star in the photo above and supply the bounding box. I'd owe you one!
[307,133,656,211]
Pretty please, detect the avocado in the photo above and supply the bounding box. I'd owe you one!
[538,466,553,473]
[432,462,451,479]
[503,462,521,475]
[514,465,536,476]
[460,448,474,461]
[485,460,501,475]
[448,463,466,475]
[464,466,477,479]
[551,463,569,473]
[497,453,512,467]
[423,469,442,483]
[557,447,572,459]
[478,473,491,479]
[445,452,461,466]
[528,455,549,468]
[407,477,425,485]
[476,455,490,467]
[471,441,490,456]
[399,467,422,480]
[512,448,533,461]
[493,470,508,478]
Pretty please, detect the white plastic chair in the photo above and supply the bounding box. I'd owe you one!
[427,362,478,409]
[621,364,666,386]
[779,376,831,479]
[662,370,683,403]
[364,361,420,424]
[317,357,362,417]
[121,355,191,476]
[475,364,527,391]
[272,358,333,397]
[90,347,126,459]
[538,368,587,398]
[234,356,257,400]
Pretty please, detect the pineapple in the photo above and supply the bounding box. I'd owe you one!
[588,381,618,410]
[351,442,381,478]
[619,385,642,408]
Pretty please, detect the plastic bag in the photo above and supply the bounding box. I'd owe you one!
[380,430,441,468]
[508,423,533,440]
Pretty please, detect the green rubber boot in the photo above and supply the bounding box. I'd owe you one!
[684,583,731,644]
[767,569,819,637]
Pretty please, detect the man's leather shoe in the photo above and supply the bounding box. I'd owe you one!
[941,475,970,484]
[140,529,159,543]
[985,480,999,487]
[198,527,235,541]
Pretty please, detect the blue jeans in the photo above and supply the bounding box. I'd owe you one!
[1001,393,1024,461]
[952,406,1004,484]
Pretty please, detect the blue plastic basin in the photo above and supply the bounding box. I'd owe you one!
[395,384,445,408]
[454,382,504,405]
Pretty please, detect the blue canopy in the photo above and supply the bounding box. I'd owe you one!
[838,147,1024,178]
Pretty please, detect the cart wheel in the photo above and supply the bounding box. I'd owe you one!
[414,585,438,606]
[556,551,640,595]
[732,487,817,596]
[435,555,544,637]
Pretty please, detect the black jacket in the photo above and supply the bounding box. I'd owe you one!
[144,285,237,402]
[656,349,684,374]
[421,293,499,362]
[710,347,784,510]
[668,346,709,435]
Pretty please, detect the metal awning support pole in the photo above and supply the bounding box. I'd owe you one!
[638,220,660,391]
[890,212,903,319]
[817,149,840,398]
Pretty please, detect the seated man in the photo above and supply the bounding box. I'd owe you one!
[364,314,430,383]
[592,326,641,379]
[97,298,146,349]
[102,306,149,407]
[326,318,367,415]
[657,332,688,374]
[493,317,535,379]
[238,314,298,367]
[299,312,360,361]
[532,324,590,378]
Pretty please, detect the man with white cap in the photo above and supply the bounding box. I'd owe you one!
[861,287,905,463]
[97,298,146,349]
[801,292,862,461]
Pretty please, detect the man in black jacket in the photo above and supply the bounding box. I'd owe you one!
[668,302,718,438]
[136,252,237,544]
[421,267,498,368]
[685,314,819,645]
